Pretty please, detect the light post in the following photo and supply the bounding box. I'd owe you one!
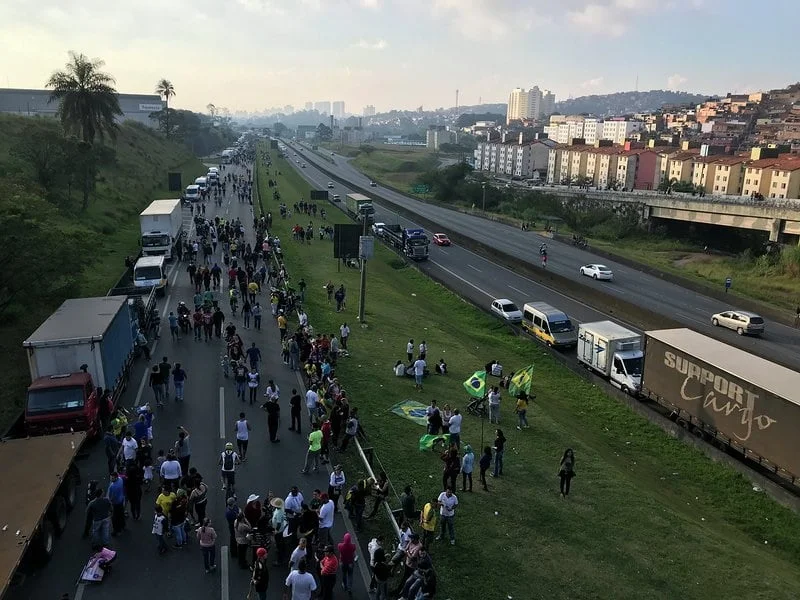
[482,182,487,213]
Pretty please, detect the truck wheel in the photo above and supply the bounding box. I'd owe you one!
[48,496,68,535]
[60,467,80,511]
[30,521,55,565]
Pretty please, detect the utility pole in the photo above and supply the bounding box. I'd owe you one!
[358,217,368,323]
[482,182,487,212]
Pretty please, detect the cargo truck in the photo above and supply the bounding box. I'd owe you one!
[21,295,137,438]
[140,199,184,259]
[383,225,430,261]
[641,328,800,486]
[577,321,643,395]
[0,432,85,596]
[344,193,375,225]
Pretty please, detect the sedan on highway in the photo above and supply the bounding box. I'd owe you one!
[580,264,614,281]
[711,310,765,336]
[372,222,385,237]
[491,299,523,323]
[301,163,307,168]
[327,182,334,189]
[432,233,451,246]
[370,181,378,187]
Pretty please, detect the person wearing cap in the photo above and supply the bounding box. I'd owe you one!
[328,465,346,512]
[319,545,339,600]
[317,493,335,547]
[270,497,288,565]
[219,442,240,493]
[251,546,269,600]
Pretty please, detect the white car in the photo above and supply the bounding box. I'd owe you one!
[372,222,385,237]
[711,310,765,336]
[490,299,523,323]
[370,181,378,187]
[327,182,334,189]
[580,264,614,281]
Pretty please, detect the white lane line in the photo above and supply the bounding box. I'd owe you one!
[134,369,150,407]
[438,249,449,255]
[74,583,86,600]
[161,295,172,318]
[508,285,525,295]
[467,264,482,273]
[429,260,494,300]
[170,267,179,287]
[221,547,229,600]
[219,387,226,439]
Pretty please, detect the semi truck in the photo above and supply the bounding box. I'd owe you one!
[577,321,642,395]
[344,193,375,225]
[140,199,184,259]
[21,295,137,438]
[641,328,800,486]
[383,225,430,261]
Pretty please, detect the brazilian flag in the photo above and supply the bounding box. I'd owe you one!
[463,370,487,399]
[509,364,535,397]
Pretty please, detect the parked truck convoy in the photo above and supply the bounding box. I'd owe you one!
[0,296,141,592]
[139,199,184,260]
[344,193,375,225]
[383,225,430,261]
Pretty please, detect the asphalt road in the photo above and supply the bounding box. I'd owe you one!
[285,141,800,371]
[7,163,368,600]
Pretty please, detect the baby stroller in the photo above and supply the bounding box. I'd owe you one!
[79,547,117,583]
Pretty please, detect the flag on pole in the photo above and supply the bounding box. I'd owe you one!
[508,364,535,397]
[463,370,487,399]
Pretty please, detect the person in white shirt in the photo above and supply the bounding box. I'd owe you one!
[285,558,317,599]
[288,537,308,571]
[328,465,346,510]
[120,431,138,463]
[390,520,414,565]
[413,358,426,391]
[393,360,405,377]
[264,381,280,402]
[317,493,335,546]
[436,488,459,545]
[406,339,414,362]
[298,310,308,328]
[305,386,319,424]
[340,323,350,350]
[488,386,502,424]
[418,341,427,359]
[448,409,463,448]
[285,486,305,534]
[159,451,182,491]
[234,413,251,461]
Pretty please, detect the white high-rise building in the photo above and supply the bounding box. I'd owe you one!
[363,105,376,117]
[332,101,345,119]
[506,86,555,124]
[314,101,331,115]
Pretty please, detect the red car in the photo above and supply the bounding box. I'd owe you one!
[433,233,451,246]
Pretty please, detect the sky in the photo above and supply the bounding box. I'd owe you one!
[1,0,798,114]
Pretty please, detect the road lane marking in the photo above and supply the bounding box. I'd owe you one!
[219,387,226,439]
[221,546,229,600]
[161,294,172,318]
[170,265,180,286]
[429,260,493,299]
[134,369,150,407]
[508,285,525,295]
[74,583,86,600]
[437,249,449,255]
[467,264,482,273]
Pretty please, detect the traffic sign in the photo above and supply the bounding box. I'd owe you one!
[412,184,430,194]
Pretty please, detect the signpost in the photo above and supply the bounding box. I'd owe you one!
[725,277,732,293]
[411,184,430,194]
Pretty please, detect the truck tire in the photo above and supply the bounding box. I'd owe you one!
[30,521,55,565]
[60,467,80,511]
[48,496,68,535]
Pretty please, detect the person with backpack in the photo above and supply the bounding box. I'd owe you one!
[219,442,240,493]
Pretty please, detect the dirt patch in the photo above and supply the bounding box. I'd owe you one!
[672,252,719,268]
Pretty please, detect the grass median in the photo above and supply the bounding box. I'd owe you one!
[258,146,800,600]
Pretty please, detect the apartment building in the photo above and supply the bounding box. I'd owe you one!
[363,105,376,117]
[743,156,800,199]
[666,151,700,183]
[602,120,644,144]
[314,101,331,115]
[543,115,643,145]
[507,86,556,123]
[692,156,747,195]
[546,144,659,190]
[332,101,346,119]
[474,136,554,179]
[426,126,455,150]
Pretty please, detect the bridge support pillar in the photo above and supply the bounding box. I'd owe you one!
[769,218,783,242]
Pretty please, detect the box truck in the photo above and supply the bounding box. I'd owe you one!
[577,321,643,395]
[641,328,800,485]
[140,199,183,259]
[344,193,375,225]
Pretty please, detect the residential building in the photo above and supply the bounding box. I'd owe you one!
[296,125,317,139]
[426,125,455,150]
[506,86,555,123]
[541,90,556,117]
[601,119,644,144]
[766,159,800,199]
[666,150,700,183]
[314,101,331,115]
[332,101,345,119]
[474,135,554,179]
[0,87,163,127]
[363,105,376,117]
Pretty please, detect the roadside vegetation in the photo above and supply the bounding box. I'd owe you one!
[257,146,800,600]
[0,52,233,431]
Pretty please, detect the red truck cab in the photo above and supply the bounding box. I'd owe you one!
[25,371,105,438]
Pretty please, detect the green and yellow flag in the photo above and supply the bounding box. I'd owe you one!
[463,370,487,399]
[508,364,535,397]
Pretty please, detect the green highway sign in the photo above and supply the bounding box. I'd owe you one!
[412,184,430,194]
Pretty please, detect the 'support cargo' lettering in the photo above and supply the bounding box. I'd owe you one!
[664,351,777,442]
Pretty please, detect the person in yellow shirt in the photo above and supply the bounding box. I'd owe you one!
[300,422,323,474]
[247,281,259,304]
[277,312,288,340]
[515,395,529,430]
[418,496,439,549]
[155,487,177,527]
[111,411,128,440]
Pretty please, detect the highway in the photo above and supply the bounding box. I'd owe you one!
[7,163,368,600]
[284,141,800,371]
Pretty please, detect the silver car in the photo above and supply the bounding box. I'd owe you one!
[711,310,765,336]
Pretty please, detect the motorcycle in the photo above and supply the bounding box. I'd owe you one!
[178,313,191,335]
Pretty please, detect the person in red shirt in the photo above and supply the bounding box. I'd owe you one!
[320,418,332,464]
[337,532,357,593]
[319,545,339,600]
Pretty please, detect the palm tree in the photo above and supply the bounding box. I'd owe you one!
[46,51,122,144]
[155,79,176,138]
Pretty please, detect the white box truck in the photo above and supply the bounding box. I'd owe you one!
[577,321,643,395]
[140,199,183,259]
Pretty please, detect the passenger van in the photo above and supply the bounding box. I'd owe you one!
[133,256,168,296]
[521,302,578,348]
[184,184,201,202]
[207,171,219,186]
[194,176,209,192]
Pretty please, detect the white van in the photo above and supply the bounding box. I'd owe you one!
[207,171,220,186]
[521,302,578,348]
[184,185,201,202]
[194,176,209,192]
[133,256,168,296]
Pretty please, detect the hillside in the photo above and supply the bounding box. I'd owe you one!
[556,90,712,116]
[0,114,208,429]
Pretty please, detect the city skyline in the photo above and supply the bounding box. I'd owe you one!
[2,0,798,114]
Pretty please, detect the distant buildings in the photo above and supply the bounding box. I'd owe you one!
[0,87,163,127]
[314,101,331,116]
[283,105,294,114]
[332,101,345,119]
[304,102,313,111]
[363,105,376,117]
[543,115,644,145]
[426,125,456,150]
[506,86,555,124]
[474,135,555,179]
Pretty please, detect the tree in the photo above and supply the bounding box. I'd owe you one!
[155,78,175,138]
[359,144,375,155]
[9,126,67,196]
[316,123,333,141]
[46,51,123,144]
[273,122,287,137]
[207,103,217,120]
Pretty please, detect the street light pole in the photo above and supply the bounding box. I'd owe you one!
[482,182,487,212]
[358,217,368,323]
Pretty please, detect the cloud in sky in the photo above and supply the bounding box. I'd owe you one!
[581,77,605,89]
[667,73,688,90]
[353,39,388,50]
